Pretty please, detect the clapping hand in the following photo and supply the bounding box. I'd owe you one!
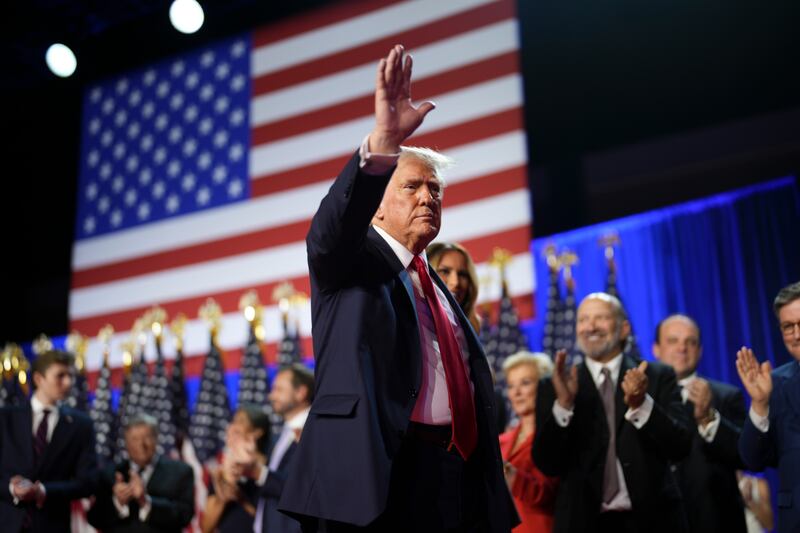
[551,349,578,410]
[735,346,772,417]
[622,361,649,409]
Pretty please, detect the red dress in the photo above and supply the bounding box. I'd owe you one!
[499,425,558,533]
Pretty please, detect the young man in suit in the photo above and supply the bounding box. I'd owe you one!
[533,293,692,533]
[737,281,800,532]
[0,349,97,533]
[278,44,518,531]
[87,413,194,533]
[653,314,747,533]
[248,364,314,533]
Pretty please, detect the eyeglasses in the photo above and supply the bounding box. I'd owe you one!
[780,321,800,336]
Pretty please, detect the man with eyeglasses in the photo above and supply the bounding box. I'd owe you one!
[736,280,800,532]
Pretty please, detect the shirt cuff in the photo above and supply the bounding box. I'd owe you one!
[256,465,269,486]
[697,409,721,442]
[358,134,400,175]
[552,400,574,427]
[138,495,152,521]
[9,482,18,505]
[624,394,654,428]
[749,406,770,433]
[112,496,130,518]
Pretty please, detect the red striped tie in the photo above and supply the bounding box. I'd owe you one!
[412,256,477,459]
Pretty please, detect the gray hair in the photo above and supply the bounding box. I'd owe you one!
[582,292,628,322]
[774,281,800,317]
[126,413,158,436]
[399,146,455,186]
[502,350,554,380]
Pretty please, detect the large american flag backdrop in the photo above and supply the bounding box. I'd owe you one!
[72,0,535,387]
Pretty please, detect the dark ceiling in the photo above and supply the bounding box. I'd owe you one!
[2,0,799,343]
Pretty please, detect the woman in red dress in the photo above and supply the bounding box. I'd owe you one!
[500,352,559,533]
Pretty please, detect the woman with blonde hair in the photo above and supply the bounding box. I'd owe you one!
[500,351,559,533]
[426,241,481,332]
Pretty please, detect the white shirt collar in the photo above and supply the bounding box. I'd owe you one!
[678,371,698,388]
[31,395,55,414]
[584,352,624,386]
[372,225,426,270]
[286,407,310,431]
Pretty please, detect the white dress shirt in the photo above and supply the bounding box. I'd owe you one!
[551,352,655,512]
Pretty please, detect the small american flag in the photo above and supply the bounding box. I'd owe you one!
[188,336,231,463]
[149,339,178,456]
[89,358,117,464]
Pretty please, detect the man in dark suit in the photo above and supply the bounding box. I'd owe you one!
[737,281,800,532]
[248,364,314,533]
[653,314,747,533]
[0,349,97,533]
[87,413,194,533]
[533,293,692,533]
[278,44,518,532]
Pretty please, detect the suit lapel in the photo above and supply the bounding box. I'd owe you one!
[14,407,35,472]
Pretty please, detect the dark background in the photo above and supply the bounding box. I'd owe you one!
[2,0,800,344]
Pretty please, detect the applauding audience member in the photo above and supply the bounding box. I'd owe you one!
[88,413,194,533]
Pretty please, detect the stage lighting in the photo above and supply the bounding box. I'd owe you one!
[169,0,205,34]
[45,43,77,78]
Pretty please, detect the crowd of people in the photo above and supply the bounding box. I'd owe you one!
[1,44,798,532]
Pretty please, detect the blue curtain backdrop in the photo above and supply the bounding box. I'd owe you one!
[525,176,800,384]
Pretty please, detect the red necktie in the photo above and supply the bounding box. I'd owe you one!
[412,256,477,459]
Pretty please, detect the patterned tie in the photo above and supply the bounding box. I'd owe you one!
[599,368,620,503]
[412,256,477,459]
[33,408,50,464]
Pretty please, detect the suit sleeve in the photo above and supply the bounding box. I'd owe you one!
[739,403,779,471]
[87,467,122,530]
[532,378,574,477]
[42,415,98,502]
[637,365,692,461]
[702,385,746,469]
[146,463,195,529]
[306,151,394,289]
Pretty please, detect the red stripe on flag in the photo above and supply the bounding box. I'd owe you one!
[251,108,524,196]
[71,219,312,289]
[251,51,521,146]
[443,165,528,208]
[70,275,313,336]
[251,1,515,95]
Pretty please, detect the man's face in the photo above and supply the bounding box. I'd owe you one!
[33,362,73,404]
[779,298,800,361]
[576,298,629,362]
[653,317,702,379]
[374,157,442,254]
[125,424,157,468]
[269,370,305,418]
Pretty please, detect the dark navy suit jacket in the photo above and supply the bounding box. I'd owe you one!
[739,360,800,532]
[278,152,517,530]
[0,404,97,533]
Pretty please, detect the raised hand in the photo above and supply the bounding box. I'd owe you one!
[551,349,578,410]
[622,361,649,409]
[735,346,772,417]
[369,44,435,155]
[112,472,133,505]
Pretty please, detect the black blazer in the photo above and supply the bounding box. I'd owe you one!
[0,404,97,533]
[87,456,194,533]
[533,356,692,533]
[278,152,518,530]
[676,379,747,533]
[740,360,800,532]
